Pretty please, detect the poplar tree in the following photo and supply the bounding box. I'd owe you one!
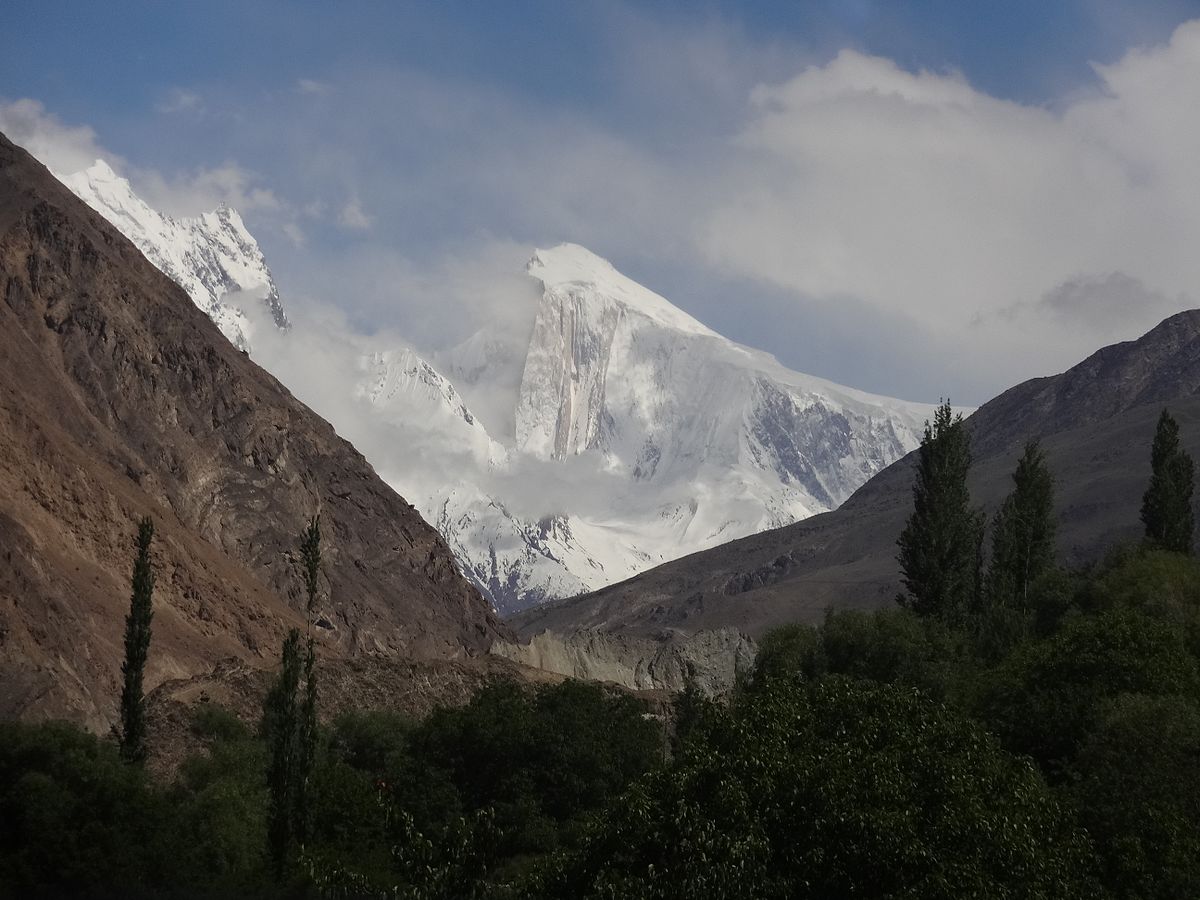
[986,440,1056,612]
[263,629,303,876]
[263,515,323,877]
[297,515,321,839]
[119,517,155,763]
[1142,408,1195,554]
[897,401,982,624]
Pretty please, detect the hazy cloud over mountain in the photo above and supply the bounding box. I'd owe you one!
[4,4,1200,403]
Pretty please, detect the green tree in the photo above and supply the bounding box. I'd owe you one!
[1142,408,1195,554]
[297,515,321,846]
[978,607,1200,770]
[544,677,1095,899]
[897,400,983,624]
[262,628,304,877]
[119,516,155,764]
[299,514,322,618]
[987,440,1056,611]
[1068,694,1200,900]
[261,516,324,879]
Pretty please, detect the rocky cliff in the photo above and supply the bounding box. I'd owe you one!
[0,131,508,729]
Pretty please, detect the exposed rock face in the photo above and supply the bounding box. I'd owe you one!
[492,628,756,695]
[510,309,1200,645]
[0,131,509,730]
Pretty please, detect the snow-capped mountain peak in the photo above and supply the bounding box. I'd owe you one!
[527,243,715,337]
[58,159,288,351]
[61,164,933,615]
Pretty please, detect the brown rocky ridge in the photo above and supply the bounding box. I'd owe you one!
[0,130,511,731]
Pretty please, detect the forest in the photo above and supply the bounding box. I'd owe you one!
[2,406,1197,899]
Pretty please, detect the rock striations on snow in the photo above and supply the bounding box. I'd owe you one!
[0,131,508,730]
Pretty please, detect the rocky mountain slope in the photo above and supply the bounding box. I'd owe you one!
[0,131,507,730]
[512,310,1200,646]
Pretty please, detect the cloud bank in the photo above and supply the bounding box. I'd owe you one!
[7,17,1200,406]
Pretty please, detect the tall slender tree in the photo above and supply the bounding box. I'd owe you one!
[262,515,324,878]
[1142,408,1195,554]
[297,516,321,840]
[263,628,303,876]
[299,515,321,619]
[897,401,983,624]
[119,517,155,763]
[986,440,1056,612]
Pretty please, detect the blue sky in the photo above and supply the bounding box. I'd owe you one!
[4,1,1200,403]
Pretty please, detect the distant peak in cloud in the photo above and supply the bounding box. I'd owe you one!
[527,243,715,337]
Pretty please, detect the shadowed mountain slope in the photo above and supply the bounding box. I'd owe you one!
[512,310,1200,642]
[0,132,508,730]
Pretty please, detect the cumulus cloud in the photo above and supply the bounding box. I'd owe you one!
[698,23,1200,386]
[0,98,114,175]
[1004,272,1182,335]
[10,17,1200,406]
[0,97,282,219]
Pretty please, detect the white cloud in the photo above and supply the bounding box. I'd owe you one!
[10,18,1200,405]
[137,163,281,217]
[697,22,1200,386]
[0,97,282,219]
[337,198,372,230]
[0,98,113,175]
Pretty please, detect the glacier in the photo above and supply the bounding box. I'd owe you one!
[56,160,934,615]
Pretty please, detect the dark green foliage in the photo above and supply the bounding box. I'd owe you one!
[299,514,322,614]
[897,400,984,624]
[413,679,661,856]
[1142,408,1195,553]
[670,679,721,755]
[986,440,1056,612]
[0,722,168,898]
[753,608,965,701]
[1068,694,1200,900]
[545,677,1094,899]
[119,516,155,764]
[978,607,1200,770]
[17,537,1200,897]
[262,628,312,876]
[749,622,821,685]
[190,702,251,743]
[172,712,273,893]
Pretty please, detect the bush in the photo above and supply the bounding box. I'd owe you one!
[978,607,1200,769]
[544,677,1095,899]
